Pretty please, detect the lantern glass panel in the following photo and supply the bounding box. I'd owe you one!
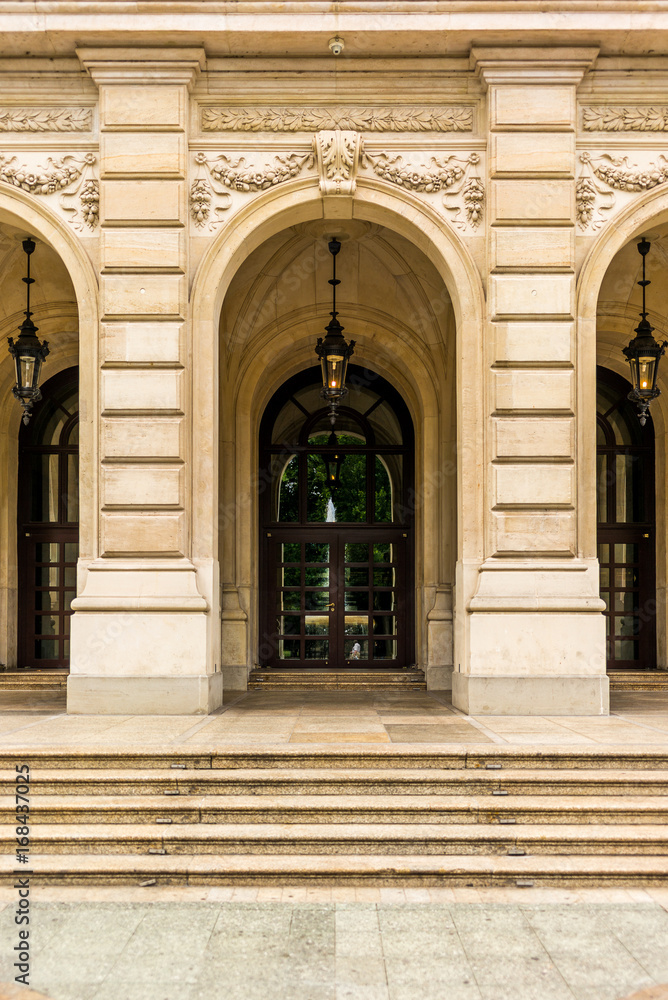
[19,356,35,390]
[638,356,657,392]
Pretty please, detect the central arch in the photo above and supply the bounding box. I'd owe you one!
[190,181,486,692]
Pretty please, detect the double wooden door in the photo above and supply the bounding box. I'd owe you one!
[261,527,411,669]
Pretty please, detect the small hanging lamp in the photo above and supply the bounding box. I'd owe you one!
[7,237,49,425]
[623,237,667,426]
[315,237,355,418]
[323,429,345,492]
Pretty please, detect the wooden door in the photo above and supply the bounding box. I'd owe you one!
[17,368,79,669]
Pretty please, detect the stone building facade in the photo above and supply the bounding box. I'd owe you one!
[1,6,667,716]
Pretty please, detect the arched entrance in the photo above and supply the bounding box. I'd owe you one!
[597,366,656,670]
[17,367,79,668]
[258,365,414,670]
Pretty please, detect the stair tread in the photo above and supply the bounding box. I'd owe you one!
[3,853,668,874]
[5,822,668,840]
[3,792,668,810]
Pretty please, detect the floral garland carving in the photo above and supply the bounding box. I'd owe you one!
[362,150,484,228]
[576,152,668,230]
[0,152,99,229]
[201,106,473,134]
[582,106,668,132]
[0,108,92,132]
[190,150,313,228]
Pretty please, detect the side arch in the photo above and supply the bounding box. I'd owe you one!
[577,187,668,669]
[0,190,98,668]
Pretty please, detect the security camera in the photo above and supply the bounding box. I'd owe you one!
[328,36,345,56]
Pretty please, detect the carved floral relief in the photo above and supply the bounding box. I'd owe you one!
[0,108,92,132]
[190,150,314,228]
[190,131,484,233]
[576,152,668,231]
[201,106,474,133]
[0,151,99,230]
[361,149,484,228]
[582,106,668,132]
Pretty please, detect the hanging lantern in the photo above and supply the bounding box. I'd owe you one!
[623,237,667,426]
[323,429,345,491]
[7,237,49,425]
[315,237,355,414]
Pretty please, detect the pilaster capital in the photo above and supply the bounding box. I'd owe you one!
[470,46,599,88]
[76,47,205,88]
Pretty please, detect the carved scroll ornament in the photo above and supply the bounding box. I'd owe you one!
[0,152,99,230]
[313,130,361,195]
[201,106,473,133]
[576,152,668,230]
[583,106,668,132]
[0,108,92,132]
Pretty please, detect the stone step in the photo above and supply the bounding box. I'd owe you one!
[2,747,668,770]
[4,822,668,856]
[0,669,68,690]
[6,767,668,796]
[2,852,667,886]
[608,671,668,691]
[3,793,668,825]
[248,669,427,691]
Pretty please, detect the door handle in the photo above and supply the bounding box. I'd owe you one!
[326,602,335,610]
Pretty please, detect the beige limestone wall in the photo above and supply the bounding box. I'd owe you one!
[1,31,668,712]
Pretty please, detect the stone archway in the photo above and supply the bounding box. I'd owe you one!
[578,189,668,672]
[190,183,486,693]
[0,190,98,671]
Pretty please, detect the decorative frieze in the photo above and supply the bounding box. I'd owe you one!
[0,151,99,229]
[582,106,668,132]
[0,107,93,132]
[313,130,361,195]
[201,106,473,133]
[576,151,668,230]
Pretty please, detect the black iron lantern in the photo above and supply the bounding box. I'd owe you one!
[623,237,667,426]
[7,237,49,425]
[315,238,355,414]
[323,429,345,491]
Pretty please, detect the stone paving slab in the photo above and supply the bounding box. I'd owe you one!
[0,900,667,1000]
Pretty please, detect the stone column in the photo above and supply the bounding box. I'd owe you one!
[68,48,221,714]
[454,47,609,715]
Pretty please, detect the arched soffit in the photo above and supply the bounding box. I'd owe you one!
[191,181,485,339]
[220,223,452,360]
[0,188,98,452]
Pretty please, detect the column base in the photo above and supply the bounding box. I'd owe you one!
[67,673,223,715]
[452,672,609,716]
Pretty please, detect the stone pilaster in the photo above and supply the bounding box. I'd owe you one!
[68,48,221,714]
[454,48,609,715]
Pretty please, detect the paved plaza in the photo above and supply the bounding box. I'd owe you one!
[1,689,668,752]
[1,892,668,1000]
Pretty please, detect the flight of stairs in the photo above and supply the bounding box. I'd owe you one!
[248,668,427,691]
[1,747,668,886]
[608,671,668,692]
[0,669,68,691]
